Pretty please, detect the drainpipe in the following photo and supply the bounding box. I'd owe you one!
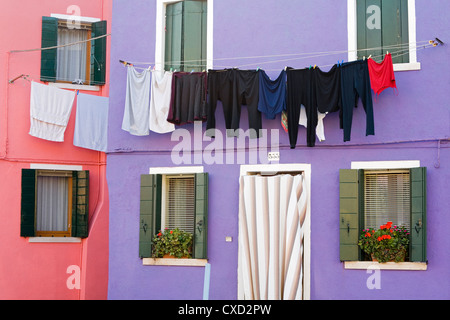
[1,51,10,159]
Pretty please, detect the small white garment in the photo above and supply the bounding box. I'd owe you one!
[299,105,327,142]
[122,66,151,136]
[149,71,175,134]
[29,81,76,142]
[74,93,109,152]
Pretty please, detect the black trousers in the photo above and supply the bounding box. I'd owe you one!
[206,69,262,139]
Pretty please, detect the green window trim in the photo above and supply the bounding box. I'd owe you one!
[357,0,409,64]
[139,172,209,259]
[40,16,107,85]
[165,0,207,72]
[339,167,427,262]
[20,169,90,238]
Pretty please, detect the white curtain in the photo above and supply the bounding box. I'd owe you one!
[36,176,69,232]
[238,173,308,300]
[56,28,88,83]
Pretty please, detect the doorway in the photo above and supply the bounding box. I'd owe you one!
[238,164,311,300]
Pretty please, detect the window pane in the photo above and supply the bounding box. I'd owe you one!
[165,176,195,234]
[57,27,88,82]
[36,176,69,232]
[364,171,410,229]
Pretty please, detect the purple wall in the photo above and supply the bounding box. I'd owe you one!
[107,0,450,299]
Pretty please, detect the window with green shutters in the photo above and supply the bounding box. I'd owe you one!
[356,0,410,64]
[139,172,209,259]
[339,167,427,262]
[20,169,89,238]
[164,0,207,72]
[40,16,107,85]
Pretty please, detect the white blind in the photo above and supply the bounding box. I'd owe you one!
[165,176,195,234]
[36,176,69,232]
[364,171,410,229]
[57,27,88,83]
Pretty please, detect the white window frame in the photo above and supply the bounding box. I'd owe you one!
[345,160,427,270]
[239,163,311,300]
[347,0,420,71]
[154,0,213,72]
[144,166,207,266]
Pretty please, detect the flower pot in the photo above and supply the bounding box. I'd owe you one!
[163,254,189,259]
[371,249,406,263]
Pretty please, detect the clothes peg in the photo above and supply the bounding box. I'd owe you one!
[314,65,316,69]
[368,55,372,60]
[309,65,312,70]
[363,56,366,60]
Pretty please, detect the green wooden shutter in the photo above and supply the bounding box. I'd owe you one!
[381,0,409,64]
[357,0,409,63]
[183,0,207,72]
[339,169,364,261]
[139,174,162,258]
[165,1,184,71]
[72,171,89,238]
[193,173,208,259]
[40,16,58,82]
[410,167,427,262]
[91,20,107,85]
[358,0,383,60]
[20,169,36,237]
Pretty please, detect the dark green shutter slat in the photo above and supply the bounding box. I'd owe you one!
[72,171,89,238]
[193,173,208,259]
[339,169,363,261]
[381,0,409,64]
[165,2,184,71]
[183,0,207,71]
[139,174,162,258]
[410,167,427,262]
[91,20,107,85]
[40,17,58,82]
[357,0,409,63]
[20,169,36,237]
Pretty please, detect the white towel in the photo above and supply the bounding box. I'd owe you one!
[299,105,327,142]
[149,71,175,134]
[73,93,109,152]
[122,66,151,136]
[29,81,76,142]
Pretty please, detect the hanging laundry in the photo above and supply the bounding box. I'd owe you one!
[167,71,208,126]
[149,71,175,134]
[73,93,109,152]
[367,53,397,97]
[281,110,288,133]
[258,69,286,119]
[285,67,314,148]
[299,106,327,142]
[122,65,151,136]
[29,81,76,142]
[340,60,374,142]
[207,69,262,139]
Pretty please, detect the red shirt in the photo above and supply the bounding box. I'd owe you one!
[367,53,397,96]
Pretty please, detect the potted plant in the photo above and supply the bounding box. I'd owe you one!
[358,221,410,263]
[152,228,193,259]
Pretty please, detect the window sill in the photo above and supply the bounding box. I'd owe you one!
[48,82,101,92]
[344,261,427,271]
[28,237,81,243]
[143,258,208,267]
[393,62,421,72]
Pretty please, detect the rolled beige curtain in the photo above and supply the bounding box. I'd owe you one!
[238,173,307,300]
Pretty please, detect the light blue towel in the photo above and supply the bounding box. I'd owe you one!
[74,93,109,152]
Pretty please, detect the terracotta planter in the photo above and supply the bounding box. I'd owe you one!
[371,249,406,263]
[162,254,189,259]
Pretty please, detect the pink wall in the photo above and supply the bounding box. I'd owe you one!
[0,0,111,299]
